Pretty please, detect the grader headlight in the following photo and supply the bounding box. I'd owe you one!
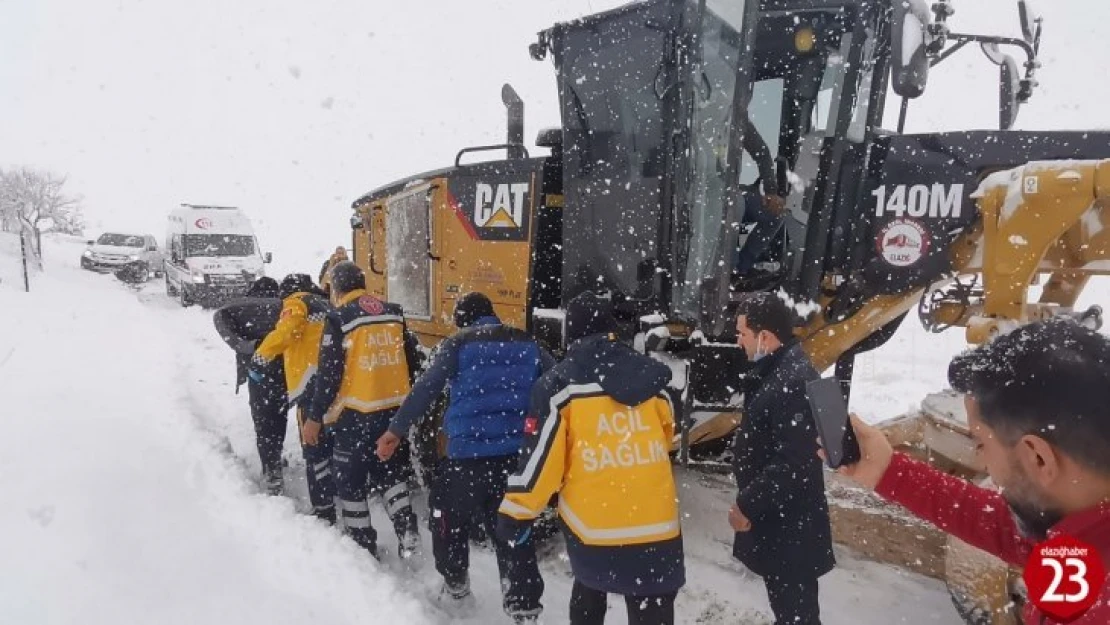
[794,26,817,54]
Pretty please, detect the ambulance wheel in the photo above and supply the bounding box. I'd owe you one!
[165,275,178,297]
[178,285,193,307]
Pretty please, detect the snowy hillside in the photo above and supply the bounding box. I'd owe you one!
[849,276,1110,421]
[0,237,955,623]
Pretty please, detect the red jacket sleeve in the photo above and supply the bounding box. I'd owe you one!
[875,453,1033,567]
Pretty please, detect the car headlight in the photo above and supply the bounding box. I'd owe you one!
[129,254,140,261]
[83,250,92,258]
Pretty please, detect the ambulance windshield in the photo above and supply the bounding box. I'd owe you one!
[184,234,255,257]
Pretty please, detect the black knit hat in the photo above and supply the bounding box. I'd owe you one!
[565,291,617,344]
[454,292,496,328]
[280,273,319,299]
[247,276,280,298]
[329,261,366,295]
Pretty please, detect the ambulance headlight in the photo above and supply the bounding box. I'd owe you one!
[83,250,92,258]
[129,254,140,261]
[191,272,206,284]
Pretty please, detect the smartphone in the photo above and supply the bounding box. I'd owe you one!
[805,377,862,469]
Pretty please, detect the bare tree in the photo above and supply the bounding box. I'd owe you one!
[0,167,85,237]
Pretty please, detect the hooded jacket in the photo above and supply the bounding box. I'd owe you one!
[212,296,284,392]
[499,333,685,595]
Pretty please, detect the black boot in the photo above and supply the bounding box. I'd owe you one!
[314,504,336,525]
[262,468,283,496]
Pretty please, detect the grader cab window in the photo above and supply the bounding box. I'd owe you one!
[737,79,784,188]
[553,0,876,325]
[555,0,671,300]
[679,2,750,315]
[678,5,857,319]
[385,188,432,319]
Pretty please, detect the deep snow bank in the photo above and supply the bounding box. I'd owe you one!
[0,242,433,625]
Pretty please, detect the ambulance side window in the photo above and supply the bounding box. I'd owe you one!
[170,235,183,263]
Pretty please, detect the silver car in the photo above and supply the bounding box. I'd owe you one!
[81,232,165,280]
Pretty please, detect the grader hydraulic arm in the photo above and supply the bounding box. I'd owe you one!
[799,159,1110,377]
[933,159,1110,343]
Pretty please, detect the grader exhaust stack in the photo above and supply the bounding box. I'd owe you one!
[502,83,526,160]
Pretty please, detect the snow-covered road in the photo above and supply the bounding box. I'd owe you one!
[1,238,432,624]
[2,237,961,624]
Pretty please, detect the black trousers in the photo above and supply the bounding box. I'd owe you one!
[569,581,676,625]
[332,413,418,555]
[430,456,543,618]
[296,407,335,521]
[246,377,288,479]
[763,574,821,625]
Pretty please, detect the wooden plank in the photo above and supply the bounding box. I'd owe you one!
[825,472,949,580]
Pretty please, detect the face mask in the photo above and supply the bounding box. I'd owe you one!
[750,334,767,362]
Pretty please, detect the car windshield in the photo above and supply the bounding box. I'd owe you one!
[184,234,255,257]
[97,233,145,248]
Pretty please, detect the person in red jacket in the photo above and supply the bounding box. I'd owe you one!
[833,318,1109,624]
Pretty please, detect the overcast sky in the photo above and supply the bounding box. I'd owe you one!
[2,0,1107,273]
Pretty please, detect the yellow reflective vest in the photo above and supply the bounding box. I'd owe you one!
[308,290,420,424]
[253,292,330,403]
[500,338,680,547]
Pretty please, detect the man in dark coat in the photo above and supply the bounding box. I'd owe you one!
[212,277,288,494]
[730,292,834,625]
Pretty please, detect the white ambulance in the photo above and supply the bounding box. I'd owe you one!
[164,204,271,307]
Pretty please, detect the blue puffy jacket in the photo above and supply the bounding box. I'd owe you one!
[389,316,555,459]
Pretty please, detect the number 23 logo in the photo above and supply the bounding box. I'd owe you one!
[1040,557,1089,603]
[1024,537,1105,621]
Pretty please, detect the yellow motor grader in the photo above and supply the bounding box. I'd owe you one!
[344,1,1108,622]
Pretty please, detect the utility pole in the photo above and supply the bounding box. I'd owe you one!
[20,230,30,292]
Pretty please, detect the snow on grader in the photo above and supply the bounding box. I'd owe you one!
[339,1,1110,622]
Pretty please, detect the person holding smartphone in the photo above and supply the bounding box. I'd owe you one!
[831,318,1110,625]
[731,292,834,625]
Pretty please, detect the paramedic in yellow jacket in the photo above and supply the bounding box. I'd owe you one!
[253,273,336,522]
[497,292,686,625]
[308,262,423,561]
